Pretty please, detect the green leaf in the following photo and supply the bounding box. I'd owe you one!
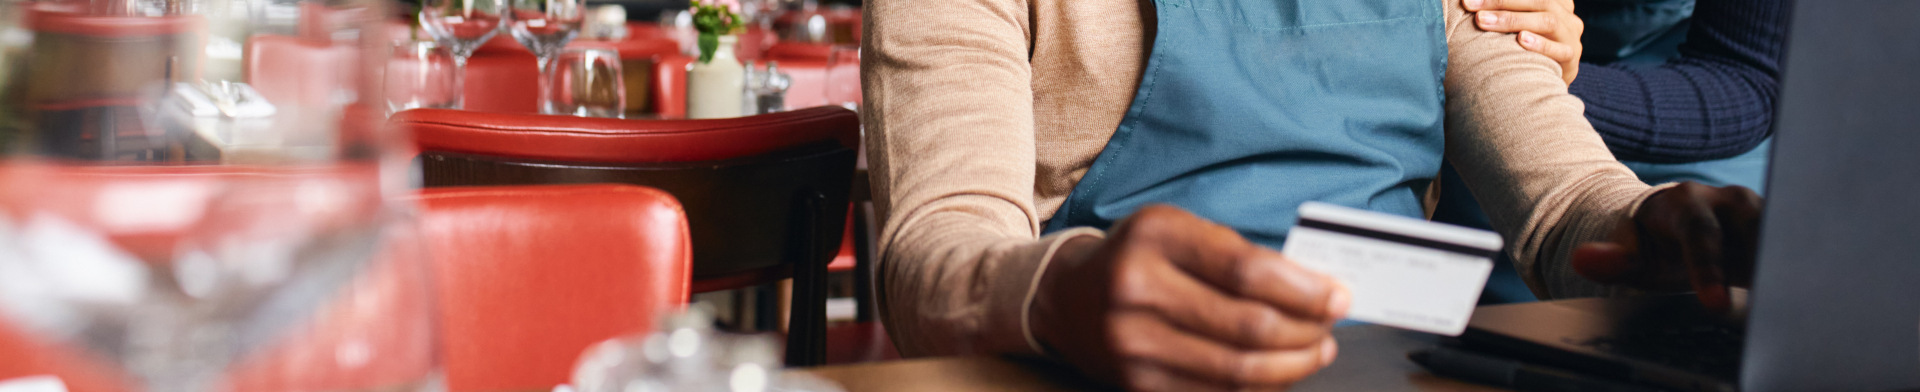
[689,0,741,36]
[698,32,718,64]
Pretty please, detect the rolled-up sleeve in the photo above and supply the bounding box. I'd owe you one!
[1438,0,1670,299]
[862,0,1103,357]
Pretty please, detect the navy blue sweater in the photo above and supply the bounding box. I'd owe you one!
[1570,0,1792,163]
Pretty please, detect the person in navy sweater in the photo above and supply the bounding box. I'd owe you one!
[1444,0,1789,302]
[1467,0,1789,187]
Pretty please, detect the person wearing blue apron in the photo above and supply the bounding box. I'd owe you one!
[862,0,1769,388]
[1044,0,1446,256]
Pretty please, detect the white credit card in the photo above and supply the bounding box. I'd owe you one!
[1280,202,1502,336]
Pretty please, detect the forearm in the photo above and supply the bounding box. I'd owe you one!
[864,0,1104,357]
[1571,0,1790,162]
[1574,62,1776,162]
[879,216,1100,356]
[1440,0,1661,299]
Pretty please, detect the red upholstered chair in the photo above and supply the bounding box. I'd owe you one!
[393,106,858,366]
[244,8,414,113]
[244,35,355,107]
[413,184,692,391]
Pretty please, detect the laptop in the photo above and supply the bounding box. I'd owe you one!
[1452,1,1920,391]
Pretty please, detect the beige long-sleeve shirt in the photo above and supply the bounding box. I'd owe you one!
[862,0,1668,358]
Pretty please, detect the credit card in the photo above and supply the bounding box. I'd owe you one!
[1280,202,1502,336]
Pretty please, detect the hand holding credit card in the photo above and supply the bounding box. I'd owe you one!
[1281,202,1502,336]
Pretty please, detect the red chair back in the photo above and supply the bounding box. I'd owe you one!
[393,106,858,365]
[414,184,692,391]
[244,35,356,107]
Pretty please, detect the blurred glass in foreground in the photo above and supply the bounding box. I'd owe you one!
[570,306,843,392]
[0,0,439,390]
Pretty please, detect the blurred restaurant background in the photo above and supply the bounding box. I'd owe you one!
[0,0,879,390]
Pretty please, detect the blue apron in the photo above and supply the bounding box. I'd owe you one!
[1043,0,1449,248]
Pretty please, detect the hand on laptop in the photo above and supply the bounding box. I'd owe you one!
[1571,182,1764,313]
[1031,205,1351,391]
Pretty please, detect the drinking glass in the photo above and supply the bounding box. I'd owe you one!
[506,0,585,115]
[418,0,506,108]
[386,41,463,113]
[823,45,860,111]
[0,0,440,391]
[545,47,625,118]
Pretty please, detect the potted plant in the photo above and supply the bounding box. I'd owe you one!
[686,0,745,119]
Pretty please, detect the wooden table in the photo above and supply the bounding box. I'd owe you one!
[796,325,1509,391]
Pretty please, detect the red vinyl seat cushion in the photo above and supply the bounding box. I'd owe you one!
[414,184,692,392]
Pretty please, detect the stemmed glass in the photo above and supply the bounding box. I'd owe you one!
[545,47,626,118]
[507,0,585,115]
[419,0,506,108]
[823,45,860,111]
[387,41,463,113]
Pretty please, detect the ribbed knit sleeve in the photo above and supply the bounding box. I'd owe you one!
[1570,0,1791,163]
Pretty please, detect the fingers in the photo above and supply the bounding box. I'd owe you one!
[1215,247,1350,321]
[1617,182,1768,312]
[1125,205,1349,321]
[1712,186,1764,287]
[1112,312,1335,390]
[1476,10,1561,36]
[1467,0,1584,84]
[1129,256,1335,350]
[1519,31,1581,65]
[1653,184,1732,311]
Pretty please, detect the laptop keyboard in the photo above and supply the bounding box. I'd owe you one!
[1572,324,1746,378]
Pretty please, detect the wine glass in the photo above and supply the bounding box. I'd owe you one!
[545,47,625,118]
[0,0,440,391]
[823,45,860,111]
[387,41,464,113]
[418,0,506,108]
[506,0,585,115]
